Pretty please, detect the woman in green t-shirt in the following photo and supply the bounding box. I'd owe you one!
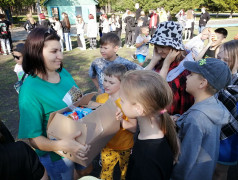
[18,27,92,180]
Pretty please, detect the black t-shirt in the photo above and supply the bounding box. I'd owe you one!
[204,46,219,58]
[136,8,142,21]
[0,120,44,180]
[126,137,174,180]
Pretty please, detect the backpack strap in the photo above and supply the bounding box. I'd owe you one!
[21,73,26,82]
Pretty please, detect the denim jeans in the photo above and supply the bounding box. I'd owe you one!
[39,153,85,180]
[199,26,205,34]
[64,33,72,51]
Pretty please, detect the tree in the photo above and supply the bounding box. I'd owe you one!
[98,0,118,13]
[205,0,238,17]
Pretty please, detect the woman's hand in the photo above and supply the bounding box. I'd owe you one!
[59,131,90,160]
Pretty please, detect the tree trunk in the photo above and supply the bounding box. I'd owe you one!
[108,2,111,13]
[105,4,108,14]
[229,10,233,18]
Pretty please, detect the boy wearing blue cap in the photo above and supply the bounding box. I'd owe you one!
[171,58,232,180]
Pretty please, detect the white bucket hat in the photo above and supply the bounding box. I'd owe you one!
[149,21,185,50]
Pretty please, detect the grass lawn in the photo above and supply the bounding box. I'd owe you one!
[0,26,237,138]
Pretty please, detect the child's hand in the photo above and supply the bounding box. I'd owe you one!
[152,47,162,63]
[164,49,180,66]
[143,38,149,43]
[116,108,123,121]
[170,115,179,122]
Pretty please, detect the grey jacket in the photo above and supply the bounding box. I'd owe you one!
[171,96,230,180]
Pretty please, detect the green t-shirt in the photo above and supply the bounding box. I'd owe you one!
[18,68,79,161]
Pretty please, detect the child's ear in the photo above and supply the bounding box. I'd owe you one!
[114,45,119,53]
[200,78,208,89]
[134,103,144,116]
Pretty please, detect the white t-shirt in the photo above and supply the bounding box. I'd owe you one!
[135,34,151,56]
[185,35,204,57]
[14,64,24,81]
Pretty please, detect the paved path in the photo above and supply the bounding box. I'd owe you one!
[11,18,238,42]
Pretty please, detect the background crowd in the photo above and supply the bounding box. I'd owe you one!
[0,2,238,180]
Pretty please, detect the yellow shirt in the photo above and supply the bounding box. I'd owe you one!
[96,93,134,150]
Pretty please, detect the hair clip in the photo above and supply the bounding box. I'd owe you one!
[160,109,167,114]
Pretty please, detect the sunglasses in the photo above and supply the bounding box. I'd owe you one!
[44,28,56,39]
[12,55,21,60]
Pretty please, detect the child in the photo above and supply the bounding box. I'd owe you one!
[118,70,180,180]
[184,10,194,41]
[13,43,25,80]
[52,17,64,52]
[87,14,97,50]
[124,12,136,48]
[185,27,210,57]
[135,26,151,66]
[61,12,72,51]
[0,14,11,55]
[134,18,144,43]
[131,18,143,60]
[23,13,37,33]
[171,58,232,180]
[96,64,137,180]
[76,15,86,50]
[213,40,238,180]
[88,32,142,93]
[101,14,110,34]
[145,21,194,115]
[195,28,228,60]
[115,15,122,45]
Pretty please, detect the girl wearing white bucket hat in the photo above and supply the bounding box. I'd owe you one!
[145,21,194,115]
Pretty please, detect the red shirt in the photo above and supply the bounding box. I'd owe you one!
[155,60,194,115]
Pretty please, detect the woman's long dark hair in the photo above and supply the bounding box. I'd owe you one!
[23,27,62,77]
[62,12,71,29]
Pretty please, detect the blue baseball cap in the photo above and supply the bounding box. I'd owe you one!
[184,58,232,90]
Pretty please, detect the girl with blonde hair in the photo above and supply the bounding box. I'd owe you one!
[119,70,180,180]
[184,10,194,40]
[23,13,37,33]
[213,40,238,180]
[76,15,86,50]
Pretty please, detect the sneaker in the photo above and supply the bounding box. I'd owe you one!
[130,46,135,49]
[126,45,130,48]
[3,53,7,55]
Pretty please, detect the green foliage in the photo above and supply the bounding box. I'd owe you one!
[97,0,238,15]
[112,0,135,12]
[0,0,15,9]
[0,0,36,9]
[109,0,204,14]
[206,0,238,13]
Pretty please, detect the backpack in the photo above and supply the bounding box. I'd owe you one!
[0,22,9,39]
